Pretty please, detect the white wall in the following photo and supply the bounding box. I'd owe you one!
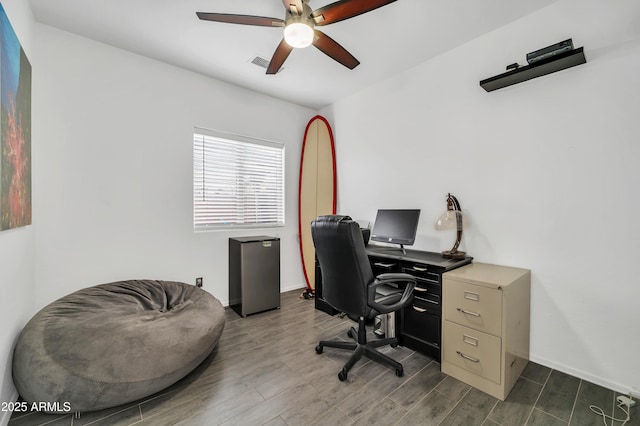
[32,24,313,310]
[0,1,35,424]
[321,0,640,393]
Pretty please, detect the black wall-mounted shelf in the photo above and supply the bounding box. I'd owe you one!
[480,47,586,92]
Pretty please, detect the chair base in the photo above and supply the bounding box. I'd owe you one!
[315,318,404,381]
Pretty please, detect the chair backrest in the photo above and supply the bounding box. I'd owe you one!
[311,215,374,317]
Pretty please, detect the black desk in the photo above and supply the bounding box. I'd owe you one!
[315,245,472,361]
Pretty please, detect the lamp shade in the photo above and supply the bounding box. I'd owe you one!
[284,22,314,48]
[435,210,468,230]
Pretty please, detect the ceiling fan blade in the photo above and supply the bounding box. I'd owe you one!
[282,0,304,15]
[312,0,396,26]
[266,39,294,74]
[312,30,360,70]
[196,12,284,27]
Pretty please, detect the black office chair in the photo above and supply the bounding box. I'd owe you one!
[311,215,416,381]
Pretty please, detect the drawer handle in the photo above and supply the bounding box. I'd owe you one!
[412,266,428,272]
[415,286,428,293]
[457,308,481,317]
[456,351,480,363]
[463,334,478,346]
[412,305,427,313]
[464,291,480,302]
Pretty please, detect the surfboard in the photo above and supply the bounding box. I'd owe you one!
[298,115,337,291]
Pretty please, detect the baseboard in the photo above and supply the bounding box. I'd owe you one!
[0,390,18,426]
[530,353,628,395]
[281,283,306,294]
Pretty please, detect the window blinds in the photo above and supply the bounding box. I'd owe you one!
[193,130,285,230]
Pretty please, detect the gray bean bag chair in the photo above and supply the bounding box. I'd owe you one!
[12,280,225,413]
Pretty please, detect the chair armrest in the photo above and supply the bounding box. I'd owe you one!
[368,273,416,314]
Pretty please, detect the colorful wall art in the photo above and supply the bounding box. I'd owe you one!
[0,3,31,231]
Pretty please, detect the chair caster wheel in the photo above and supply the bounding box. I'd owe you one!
[315,345,323,354]
[391,343,398,348]
[347,329,354,339]
[395,368,403,377]
[338,369,348,381]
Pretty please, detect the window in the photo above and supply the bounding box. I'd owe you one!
[193,128,285,230]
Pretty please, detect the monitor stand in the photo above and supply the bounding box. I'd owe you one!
[369,243,408,256]
[384,244,407,255]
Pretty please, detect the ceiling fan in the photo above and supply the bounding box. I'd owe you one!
[196,0,397,74]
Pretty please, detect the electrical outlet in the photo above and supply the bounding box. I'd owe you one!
[617,395,636,407]
[195,277,203,287]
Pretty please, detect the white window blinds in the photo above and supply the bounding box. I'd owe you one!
[193,129,285,230]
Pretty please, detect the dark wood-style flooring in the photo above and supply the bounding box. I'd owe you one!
[9,289,637,426]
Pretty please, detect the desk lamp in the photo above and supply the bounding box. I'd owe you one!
[435,193,467,259]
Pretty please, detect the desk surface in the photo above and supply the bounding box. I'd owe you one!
[365,244,472,271]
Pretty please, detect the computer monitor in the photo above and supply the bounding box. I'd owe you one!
[370,209,421,253]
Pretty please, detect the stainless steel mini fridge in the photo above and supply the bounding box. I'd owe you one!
[229,236,281,317]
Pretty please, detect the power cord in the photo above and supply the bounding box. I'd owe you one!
[589,394,633,426]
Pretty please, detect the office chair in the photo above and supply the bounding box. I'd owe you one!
[311,215,416,381]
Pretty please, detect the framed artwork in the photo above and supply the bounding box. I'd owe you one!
[0,3,31,231]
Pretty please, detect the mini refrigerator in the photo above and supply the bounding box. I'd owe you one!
[229,236,280,317]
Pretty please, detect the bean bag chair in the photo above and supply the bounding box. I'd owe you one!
[12,280,225,413]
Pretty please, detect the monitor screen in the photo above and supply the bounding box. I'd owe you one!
[370,209,421,246]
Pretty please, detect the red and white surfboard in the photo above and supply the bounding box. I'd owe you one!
[298,115,337,291]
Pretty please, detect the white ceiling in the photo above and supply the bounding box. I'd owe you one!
[28,0,559,109]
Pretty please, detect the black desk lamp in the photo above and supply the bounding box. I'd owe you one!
[435,193,467,259]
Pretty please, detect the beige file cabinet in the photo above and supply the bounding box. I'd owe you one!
[442,263,530,400]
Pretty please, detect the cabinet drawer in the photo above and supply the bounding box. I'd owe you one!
[443,320,502,384]
[402,264,440,285]
[412,280,440,306]
[444,280,502,336]
[371,260,399,276]
[401,298,440,348]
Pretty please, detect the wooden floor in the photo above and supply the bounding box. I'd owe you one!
[9,289,637,426]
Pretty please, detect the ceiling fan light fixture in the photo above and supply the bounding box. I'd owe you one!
[196,0,399,70]
[284,22,314,48]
